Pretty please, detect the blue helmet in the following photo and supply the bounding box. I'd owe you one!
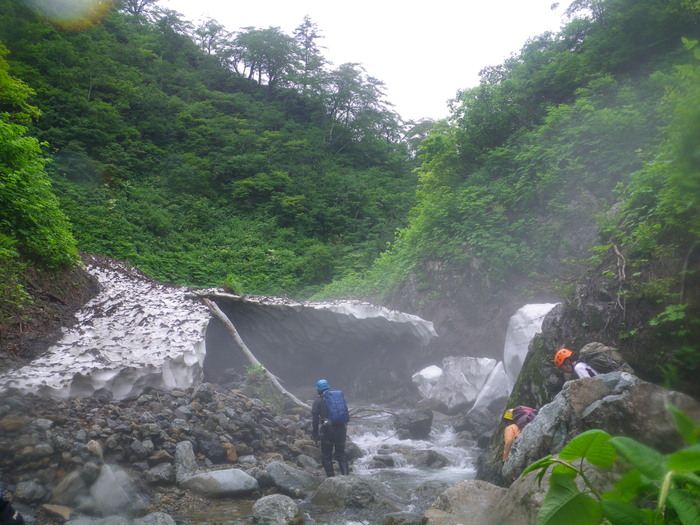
[316,379,330,393]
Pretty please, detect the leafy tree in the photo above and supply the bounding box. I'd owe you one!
[0,43,77,269]
[292,15,326,96]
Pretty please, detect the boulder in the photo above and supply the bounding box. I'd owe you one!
[251,494,303,525]
[265,460,320,498]
[174,441,198,483]
[393,409,433,440]
[180,469,258,498]
[503,372,700,480]
[423,479,507,525]
[310,476,400,512]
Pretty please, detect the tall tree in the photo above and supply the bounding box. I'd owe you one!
[293,15,326,96]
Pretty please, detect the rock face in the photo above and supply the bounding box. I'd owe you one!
[501,372,700,481]
[0,256,437,402]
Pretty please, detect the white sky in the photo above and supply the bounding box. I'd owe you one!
[163,0,570,122]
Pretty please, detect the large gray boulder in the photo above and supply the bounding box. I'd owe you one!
[310,476,400,512]
[251,494,303,525]
[265,461,321,498]
[423,479,506,524]
[503,372,700,480]
[174,441,198,483]
[393,408,433,440]
[180,469,258,497]
[426,459,613,524]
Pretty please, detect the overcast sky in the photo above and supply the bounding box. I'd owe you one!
[163,0,570,122]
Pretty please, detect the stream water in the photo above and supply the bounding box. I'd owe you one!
[171,408,477,524]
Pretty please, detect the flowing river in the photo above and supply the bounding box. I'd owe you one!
[170,407,477,524]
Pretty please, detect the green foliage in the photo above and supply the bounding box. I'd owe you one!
[244,363,265,380]
[0,43,78,270]
[244,363,283,410]
[523,405,700,525]
[223,274,245,295]
[0,2,416,296]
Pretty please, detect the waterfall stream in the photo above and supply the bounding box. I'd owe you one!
[170,407,477,524]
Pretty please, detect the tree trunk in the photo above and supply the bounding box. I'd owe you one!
[203,298,311,410]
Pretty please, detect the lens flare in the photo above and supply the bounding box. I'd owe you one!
[22,0,114,30]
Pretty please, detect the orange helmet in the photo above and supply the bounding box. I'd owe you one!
[554,348,573,368]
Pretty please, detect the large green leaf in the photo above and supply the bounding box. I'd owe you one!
[667,403,699,445]
[611,469,653,500]
[667,489,700,525]
[600,499,646,525]
[560,429,616,468]
[610,437,667,480]
[668,444,700,472]
[537,473,602,525]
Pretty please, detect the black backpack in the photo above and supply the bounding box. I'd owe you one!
[579,342,634,374]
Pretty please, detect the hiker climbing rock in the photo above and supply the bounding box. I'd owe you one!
[554,348,599,378]
[502,406,537,462]
[311,379,350,477]
[555,343,633,379]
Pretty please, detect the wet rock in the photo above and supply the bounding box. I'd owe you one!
[502,372,700,480]
[265,460,320,498]
[174,441,197,483]
[15,480,46,503]
[393,409,433,440]
[403,449,449,469]
[423,479,507,525]
[252,494,303,525]
[180,469,258,498]
[452,405,500,444]
[51,471,88,506]
[90,464,149,517]
[310,477,399,511]
[146,464,174,486]
[132,512,178,525]
[65,516,131,525]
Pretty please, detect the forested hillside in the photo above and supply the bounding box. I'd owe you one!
[0,0,417,297]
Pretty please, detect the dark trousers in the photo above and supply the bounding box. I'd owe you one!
[320,423,349,476]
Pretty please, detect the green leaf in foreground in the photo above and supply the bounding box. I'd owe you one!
[667,489,700,525]
[599,499,647,525]
[610,436,667,480]
[667,403,699,445]
[559,429,616,468]
[537,473,602,525]
[667,444,700,472]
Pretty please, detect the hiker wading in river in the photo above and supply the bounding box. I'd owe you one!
[311,379,350,476]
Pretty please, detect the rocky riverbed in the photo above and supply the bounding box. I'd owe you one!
[0,372,333,524]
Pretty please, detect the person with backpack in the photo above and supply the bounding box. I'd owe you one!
[311,379,350,477]
[502,406,537,462]
[554,348,599,378]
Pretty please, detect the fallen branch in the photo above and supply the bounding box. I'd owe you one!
[203,298,311,411]
[350,407,398,418]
